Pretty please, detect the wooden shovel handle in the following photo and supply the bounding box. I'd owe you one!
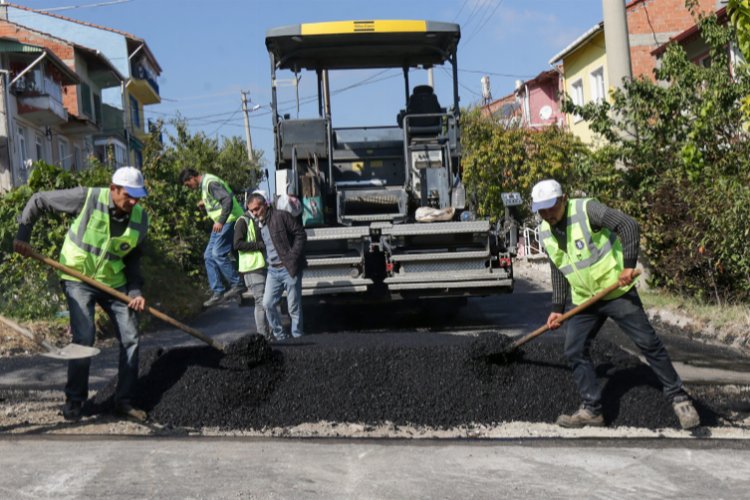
[510,270,642,350]
[29,250,225,352]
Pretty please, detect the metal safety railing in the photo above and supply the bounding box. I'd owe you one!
[516,224,545,260]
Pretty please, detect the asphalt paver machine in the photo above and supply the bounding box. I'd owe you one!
[265,20,520,305]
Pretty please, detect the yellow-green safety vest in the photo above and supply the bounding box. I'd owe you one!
[200,173,243,223]
[540,198,635,305]
[237,215,266,272]
[59,187,148,288]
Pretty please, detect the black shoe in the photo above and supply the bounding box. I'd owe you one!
[115,402,148,422]
[223,285,246,301]
[62,400,83,421]
[203,293,225,308]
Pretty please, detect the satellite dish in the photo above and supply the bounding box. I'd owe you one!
[539,105,553,120]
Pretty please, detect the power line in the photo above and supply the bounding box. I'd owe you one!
[463,0,506,46]
[459,68,535,78]
[207,109,241,137]
[39,0,133,11]
[453,0,471,22]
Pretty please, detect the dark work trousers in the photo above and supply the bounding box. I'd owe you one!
[63,280,140,404]
[563,288,684,413]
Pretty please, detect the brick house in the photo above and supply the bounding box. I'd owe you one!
[0,22,122,191]
[1,3,162,168]
[549,0,725,145]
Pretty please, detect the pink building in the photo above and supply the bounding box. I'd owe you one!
[483,69,563,129]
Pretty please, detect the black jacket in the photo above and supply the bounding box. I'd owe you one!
[264,206,307,278]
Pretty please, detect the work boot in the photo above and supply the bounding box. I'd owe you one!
[62,400,83,421]
[556,406,605,428]
[222,285,246,301]
[672,395,700,430]
[203,293,225,308]
[115,402,148,423]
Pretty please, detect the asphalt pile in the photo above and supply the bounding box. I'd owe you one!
[93,331,723,430]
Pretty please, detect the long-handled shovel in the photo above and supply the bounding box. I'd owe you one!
[504,270,642,354]
[0,314,100,360]
[29,250,226,352]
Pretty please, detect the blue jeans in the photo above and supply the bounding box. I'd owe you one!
[204,221,241,295]
[564,288,684,412]
[243,270,269,337]
[63,280,140,404]
[263,265,303,338]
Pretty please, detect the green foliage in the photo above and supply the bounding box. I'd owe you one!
[564,13,750,303]
[461,108,590,221]
[728,0,750,59]
[0,119,262,320]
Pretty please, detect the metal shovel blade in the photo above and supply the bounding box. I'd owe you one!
[40,343,101,360]
[0,314,100,360]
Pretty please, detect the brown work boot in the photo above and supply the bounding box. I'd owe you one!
[115,402,148,423]
[673,397,700,430]
[556,407,605,428]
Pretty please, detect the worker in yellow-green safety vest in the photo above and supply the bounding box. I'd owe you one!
[531,179,700,431]
[179,168,246,308]
[233,190,270,339]
[13,166,150,423]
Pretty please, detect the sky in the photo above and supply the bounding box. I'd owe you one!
[14,0,604,176]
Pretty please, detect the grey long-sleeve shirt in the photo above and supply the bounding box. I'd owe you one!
[206,180,234,224]
[548,199,639,313]
[16,187,145,297]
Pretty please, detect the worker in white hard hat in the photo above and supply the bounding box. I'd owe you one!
[531,179,700,430]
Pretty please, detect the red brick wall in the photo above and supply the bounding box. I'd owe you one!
[0,20,79,115]
[626,0,718,80]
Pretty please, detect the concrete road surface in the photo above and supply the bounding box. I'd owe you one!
[0,437,749,499]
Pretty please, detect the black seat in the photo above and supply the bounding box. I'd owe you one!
[400,85,444,136]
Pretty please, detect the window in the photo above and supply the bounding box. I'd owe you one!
[93,93,102,125]
[130,95,141,129]
[570,79,584,123]
[81,82,92,118]
[17,125,28,168]
[590,67,605,103]
[74,146,81,171]
[35,134,44,162]
[58,139,69,170]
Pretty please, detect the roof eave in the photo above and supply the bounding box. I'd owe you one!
[548,21,604,65]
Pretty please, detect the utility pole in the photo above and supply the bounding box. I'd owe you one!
[602,0,632,91]
[241,90,254,162]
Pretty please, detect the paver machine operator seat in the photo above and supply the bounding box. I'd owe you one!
[399,85,445,138]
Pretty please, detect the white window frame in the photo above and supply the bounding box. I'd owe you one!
[58,138,69,170]
[590,66,605,104]
[17,125,28,169]
[570,78,584,123]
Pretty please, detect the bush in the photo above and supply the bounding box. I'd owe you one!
[0,120,261,321]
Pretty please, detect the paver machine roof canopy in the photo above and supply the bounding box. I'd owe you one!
[264,20,518,305]
[265,20,460,71]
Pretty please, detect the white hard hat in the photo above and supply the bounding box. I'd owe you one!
[112,166,147,198]
[531,179,562,212]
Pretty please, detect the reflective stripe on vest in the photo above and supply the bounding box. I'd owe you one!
[540,198,633,305]
[59,187,147,288]
[237,215,266,272]
[200,173,243,223]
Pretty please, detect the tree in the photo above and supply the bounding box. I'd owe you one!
[460,108,589,222]
[563,13,750,303]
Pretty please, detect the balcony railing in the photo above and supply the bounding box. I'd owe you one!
[131,62,159,96]
[12,74,63,102]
